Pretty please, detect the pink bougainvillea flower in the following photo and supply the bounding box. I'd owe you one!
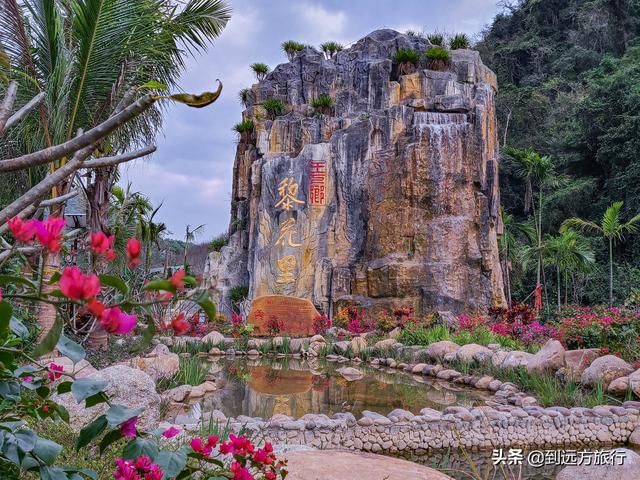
[34,216,65,253]
[59,266,101,301]
[90,231,115,254]
[171,313,191,336]
[207,435,219,448]
[190,437,212,457]
[219,434,255,456]
[134,455,152,471]
[119,416,138,438]
[230,461,254,480]
[114,458,140,480]
[162,426,181,439]
[7,216,37,243]
[22,376,33,383]
[100,307,137,335]
[143,464,163,480]
[169,269,186,291]
[126,238,142,267]
[47,363,64,381]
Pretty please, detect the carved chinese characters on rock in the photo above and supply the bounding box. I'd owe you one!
[248,295,320,337]
[309,160,327,207]
[273,176,305,288]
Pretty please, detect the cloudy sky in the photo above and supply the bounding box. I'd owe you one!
[120,0,501,240]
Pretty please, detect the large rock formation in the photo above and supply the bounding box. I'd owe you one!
[207,29,505,316]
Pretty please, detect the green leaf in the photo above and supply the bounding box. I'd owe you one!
[56,335,86,364]
[183,276,197,287]
[32,315,63,358]
[99,429,123,454]
[56,404,70,423]
[141,80,168,90]
[15,429,38,451]
[132,314,155,353]
[39,466,69,480]
[10,317,29,339]
[71,378,108,403]
[76,415,107,450]
[154,449,187,478]
[48,272,62,284]
[33,437,63,465]
[84,392,109,408]
[196,296,217,321]
[0,302,12,340]
[105,405,143,428]
[0,274,37,290]
[143,279,175,293]
[36,386,50,398]
[122,438,158,460]
[57,381,72,394]
[98,274,129,296]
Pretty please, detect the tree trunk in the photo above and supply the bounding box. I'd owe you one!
[36,253,60,354]
[556,265,561,312]
[609,238,614,306]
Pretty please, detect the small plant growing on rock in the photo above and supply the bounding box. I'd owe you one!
[209,233,229,252]
[262,97,285,119]
[405,29,425,39]
[311,93,334,115]
[427,32,445,46]
[449,33,470,50]
[238,87,251,108]
[425,46,450,71]
[393,48,420,75]
[233,119,255,141]
[250,62,269,81]
[320,41,344,60]
[282,40,305,61]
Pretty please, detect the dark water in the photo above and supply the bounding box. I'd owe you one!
[173,356,491,421]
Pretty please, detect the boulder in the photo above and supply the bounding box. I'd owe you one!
[161,385,191,403]
[556,448,640,480]
[564,348,601,377]
[628,369,640,397]
[200,331,225,345]
[629,426,640,448]
[526,339,565,374]
[130,352,179,381]
[491,350,509,367]
[350,336,368,355]
[334,341,350,355]
[388,327,402,339]
[607,376,629,396]
[501,351,533,369]
[337,367,364,381]
[284,450,453,479]
[425,341,460,359]
[148,344,171,356]
[373,338,398,351]
[53,365,160,431]
[455,344,491,363]
[581,355,634,388]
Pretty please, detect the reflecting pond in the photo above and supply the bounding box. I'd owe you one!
[168,356,491,422]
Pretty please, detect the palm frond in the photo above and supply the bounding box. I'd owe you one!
[601,201,624,240]
[560,217,602,235]
[170,0,230,56]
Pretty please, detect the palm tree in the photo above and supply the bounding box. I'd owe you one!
[0,0,230,348]
[250,63,269,81]
[281,40,304,61]
[499,209,535,306]
[543,229,595,310]
[183,223,205,270]
[503,147,561,299]
[562,201,640,305]
[138,202,167,276]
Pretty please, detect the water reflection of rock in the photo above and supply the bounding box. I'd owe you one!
[190,358,491,421]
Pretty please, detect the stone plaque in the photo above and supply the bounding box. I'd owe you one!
[247,295,320,337]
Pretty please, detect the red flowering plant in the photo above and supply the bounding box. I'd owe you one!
[0,219,223,478]
[266,315,283,336]
[334,306,373,334]
[312,314,332,335]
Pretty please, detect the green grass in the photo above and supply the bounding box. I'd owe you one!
[233,119,255,135]
[262,98,285,119]
[209,234,228,252]
[446,358,617,408]
[425,46,450,61]
[393,48,420,65]
[238,87,251,107]
[427,33,445,46]
[397,323,450,346]
[157,356,209,391]
[449,33,470,50]
[311,94,334,110]
[170,339,223,355]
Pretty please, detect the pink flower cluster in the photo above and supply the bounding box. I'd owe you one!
[114,455,163,480]
[7,216,65,252]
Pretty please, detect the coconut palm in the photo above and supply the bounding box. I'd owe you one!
[0,0,230,348]
[183,223,205,270]
[562,201,640,305]
[499,209,535,306]
[543,229,595,310]
[503,146,561,296]
[320,41,344,60]
[250,63,269,81]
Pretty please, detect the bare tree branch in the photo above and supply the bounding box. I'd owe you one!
[82,145,156,169]
[0,246,40,263]
[39,190,79,207]
[4,92,46,132]
[0,81,19,134]
[0,94,156,172]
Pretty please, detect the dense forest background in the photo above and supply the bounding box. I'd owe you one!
[476,0,640,304]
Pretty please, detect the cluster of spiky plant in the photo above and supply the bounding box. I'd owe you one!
[427,32,445,46]
[320,41,344,59]
[282,40,305,61]
[250,62,269,81]
[238,88,251,108]
[394,48,421,75]
[233,119,255,135]
[262,98,285,119]
[425,46,450,71]
[311,94,334,114]
[449,33,470,49]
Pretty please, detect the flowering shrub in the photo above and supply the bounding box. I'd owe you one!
[374,309,397,333]
[312,314,332,335]
[334,306,373,334]
[266,315,283,336]
[0,218,244,479]
[550,305,640,357]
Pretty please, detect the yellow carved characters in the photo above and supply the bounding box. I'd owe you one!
[275,177,304,211]
[274,177,305,285]
[275,255,297,284]
[275,218,301,247]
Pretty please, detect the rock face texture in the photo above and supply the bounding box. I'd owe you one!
[208,29,505,316]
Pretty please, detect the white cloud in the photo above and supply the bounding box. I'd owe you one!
[295,2,348,40]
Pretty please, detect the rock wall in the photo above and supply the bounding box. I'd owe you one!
[208,29,505,315]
